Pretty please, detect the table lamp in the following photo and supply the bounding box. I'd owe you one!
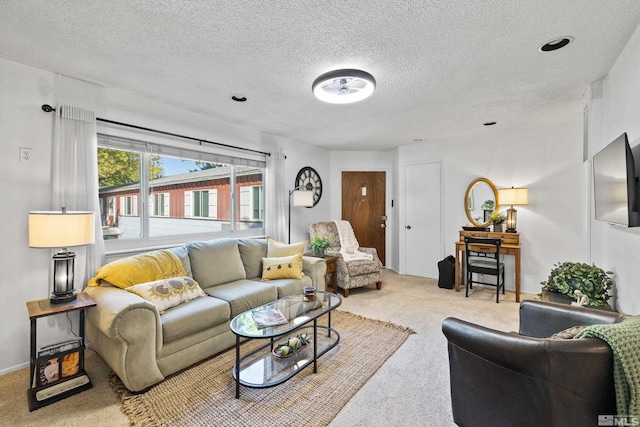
[498,187,528,233]
[288,189,314,243]
[28,208,95,303]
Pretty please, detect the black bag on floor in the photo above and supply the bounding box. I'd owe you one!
[437,255,456,289]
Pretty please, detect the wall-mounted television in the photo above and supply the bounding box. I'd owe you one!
[593,132,640,227]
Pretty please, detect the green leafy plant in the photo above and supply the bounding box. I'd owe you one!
[481,200,495,211]
[489,211,506,224]
[540,262,613,307]
[310,236,331,253]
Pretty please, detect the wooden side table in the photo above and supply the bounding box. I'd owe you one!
[323,255,339,293]
[26,292,96,411]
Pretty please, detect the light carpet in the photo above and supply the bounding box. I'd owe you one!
[111,310,415,427]
[0,270,532,427]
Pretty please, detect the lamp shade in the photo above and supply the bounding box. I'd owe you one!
[29,211,95,248]
[292,190,315,207]
[498,188,528,206]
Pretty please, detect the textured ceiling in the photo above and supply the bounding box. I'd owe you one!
[2,1,640,151]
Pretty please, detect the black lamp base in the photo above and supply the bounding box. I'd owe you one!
[50,292,77,304]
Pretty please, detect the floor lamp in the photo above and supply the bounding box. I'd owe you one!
[498,187,528,233]
[288,189,314,243]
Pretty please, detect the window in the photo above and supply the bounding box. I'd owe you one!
[107,197,115,216]
[120,195,138,215]
[186,190,217,218]
[97,134,266,243]
[150,193,170,217]
[239,185,263,220]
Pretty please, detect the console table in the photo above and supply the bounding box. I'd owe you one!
[454,230,522,302]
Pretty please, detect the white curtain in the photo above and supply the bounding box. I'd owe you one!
[51,105,105,290]
[265,152,287,241]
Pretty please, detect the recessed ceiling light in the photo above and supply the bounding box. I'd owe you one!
[231,95,247,102]
[483,122,497,126]
[312,69,376,104]
[539,36,574,52]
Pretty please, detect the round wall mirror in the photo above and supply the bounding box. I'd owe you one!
[464,178,499,227]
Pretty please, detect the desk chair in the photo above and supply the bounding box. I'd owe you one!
[464,237,505,303]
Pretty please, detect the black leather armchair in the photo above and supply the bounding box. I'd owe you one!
[442,300,627,427]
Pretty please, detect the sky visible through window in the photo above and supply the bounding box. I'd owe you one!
[161,157,201,176]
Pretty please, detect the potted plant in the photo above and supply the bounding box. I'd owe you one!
[540,261,613,308]
[481,200,495,222]
[489,211,506,232]
[310,236,331,257]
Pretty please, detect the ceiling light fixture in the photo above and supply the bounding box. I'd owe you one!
[539,36,574,52]
[312,69,376,104]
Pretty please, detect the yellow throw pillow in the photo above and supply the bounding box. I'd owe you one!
[261,254,304,280]
[88,250,186,289]
[267,237,307,258]
[126,276,206,313]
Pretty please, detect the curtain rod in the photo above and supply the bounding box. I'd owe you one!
[41,104,271,157]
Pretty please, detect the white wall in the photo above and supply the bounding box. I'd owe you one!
[329,150,398,270]
[0,57,330,374]
[1,59,56,375]
[398,119,587,296]
[284,142,331,244]
[597,22,640,314]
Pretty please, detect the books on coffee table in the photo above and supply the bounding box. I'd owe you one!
[251,308,288,328]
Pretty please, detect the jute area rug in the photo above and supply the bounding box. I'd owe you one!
[110,310,415,427]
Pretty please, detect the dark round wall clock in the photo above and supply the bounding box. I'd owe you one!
[295,166,322,207]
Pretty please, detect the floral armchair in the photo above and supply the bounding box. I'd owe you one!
[309,221,382,297]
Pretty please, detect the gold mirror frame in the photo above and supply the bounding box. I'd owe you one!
[464,178,499,227]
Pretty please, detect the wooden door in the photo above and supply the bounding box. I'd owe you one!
[341,171,386,265]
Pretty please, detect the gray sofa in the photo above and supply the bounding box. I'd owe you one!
[84,237,326,392]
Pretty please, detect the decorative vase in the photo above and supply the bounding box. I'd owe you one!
[313,249,325,258]
[493,224,503,232]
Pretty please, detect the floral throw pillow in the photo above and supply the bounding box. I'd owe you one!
[126,276,206,313]
[549,325,586,340]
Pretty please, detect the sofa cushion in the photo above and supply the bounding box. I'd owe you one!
[203,279,278,318]
[166,245,192,277]
[267,237,307,257]
[161,295,230,343]
[269,275,313,298]
[187,239,246,287]
[88,250,186,289]
[238,238,267,279]
[261,254,304,280]
[126,276,206,314]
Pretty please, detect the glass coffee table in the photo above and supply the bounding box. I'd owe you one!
[230,291,342,398]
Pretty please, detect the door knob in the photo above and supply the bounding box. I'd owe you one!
[406,225,411,230]
[380,224,386,228]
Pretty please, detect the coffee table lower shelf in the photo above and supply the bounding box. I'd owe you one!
[232,324,339,397]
